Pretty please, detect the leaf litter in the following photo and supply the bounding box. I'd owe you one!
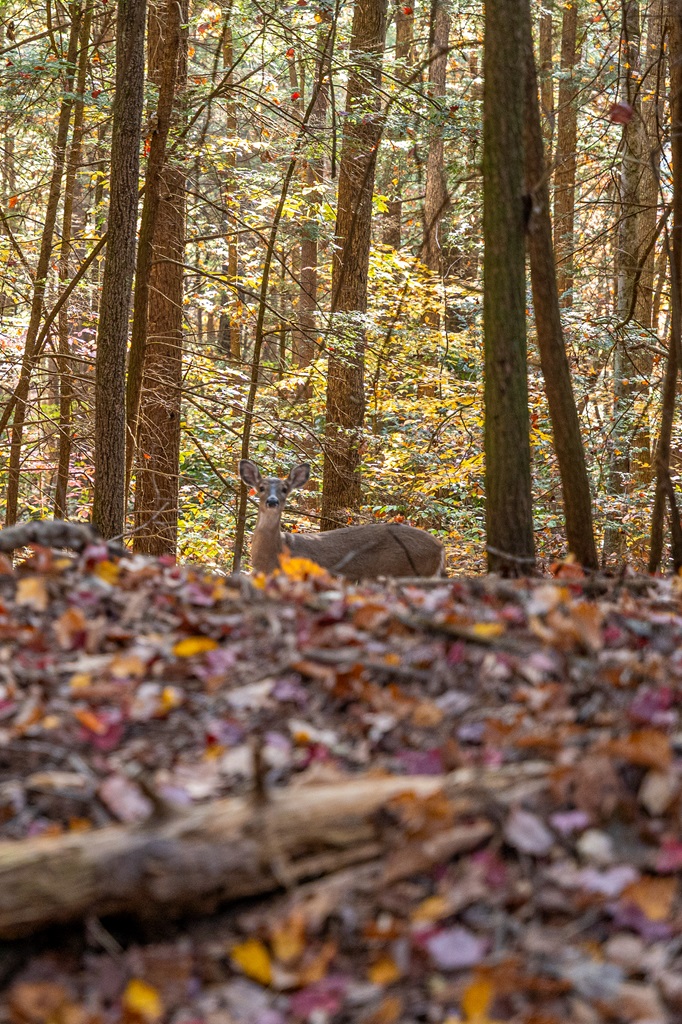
[0,545,681,1022]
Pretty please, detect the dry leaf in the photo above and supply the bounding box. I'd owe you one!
[622,876,677,921]
[231,938,273,986]
[271,908,306,965]
[367,956,401,986]
[15,576,49,612]
[173,636,219,657]
[122,979,163,1024]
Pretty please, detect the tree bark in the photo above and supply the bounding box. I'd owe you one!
[649,3,682,571]
[0,764,546,939]
[603,0,643,562]
[222,0,241,364]
[553,1,580,308]
[54,7,92,519]
[379,0,414,250]
[92,0,147,539]
[293,23,331,370]
[483,0,535,575]
[523,9,598,570]
[4,5,82,527]
[321,0,388,529]
[539,0,554,160]
[125,0,183,491]
[421,0,450,273]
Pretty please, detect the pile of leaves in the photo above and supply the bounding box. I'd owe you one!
[0,540,681,1024]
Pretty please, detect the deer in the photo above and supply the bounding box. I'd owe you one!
[239,460,444,580]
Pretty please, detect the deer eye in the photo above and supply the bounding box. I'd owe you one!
[281,486,288,494]
[259,485,265,492]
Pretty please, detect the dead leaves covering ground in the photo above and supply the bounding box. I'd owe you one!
[0,545,681,1023]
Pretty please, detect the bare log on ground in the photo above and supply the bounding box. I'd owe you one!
[0,764,547,938]
[0,521,124,556]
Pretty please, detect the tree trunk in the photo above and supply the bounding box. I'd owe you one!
[132,0,188,555]
[523,8,598,570]
[293,23,331,370]
[125,0,183,491]
[603,0,643,562]
[54,7,92,520]
[4,5,82,527]
[422,0,450,273]
[321,0,388,529]
[483,0,535,575]
[222,1,241,364]
[92,0,147,539]
[553,1,580,308]
[649,4,682,571]
[379,0,414,250]
[539,0,554,160]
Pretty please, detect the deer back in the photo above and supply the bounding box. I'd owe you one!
[284,522,443,580]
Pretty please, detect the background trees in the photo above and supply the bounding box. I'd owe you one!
[0,0,680,572]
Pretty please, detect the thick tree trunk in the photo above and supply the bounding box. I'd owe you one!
[125,0,183,490]
[523,12,598,570]
[553,1,580,308]
[54,8,92,519]
[4,6,82,526]
[132,0,188,555]
[483,0,535,575]
[603,0,643,562]
[321,0,388,529]
[422,0,450,273]
[92,0,147,539]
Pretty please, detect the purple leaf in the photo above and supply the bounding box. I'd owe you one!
[424,926,486,970]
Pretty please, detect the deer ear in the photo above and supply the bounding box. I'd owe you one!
[239,460,261,488]
[287,463,310,491]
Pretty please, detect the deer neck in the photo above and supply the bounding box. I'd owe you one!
[251,508,284,574]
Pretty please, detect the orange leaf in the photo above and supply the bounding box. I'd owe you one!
[8,195,17,208]
[271,908,306,965]
[15,576,49,611]
[607,729,672,769]
[74,709,108,735]
[622,876,677,921]
[368,956,401,986]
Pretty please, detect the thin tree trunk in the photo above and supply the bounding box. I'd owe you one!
[4,5,82,526]
[92,0,147,539]
[422,0,450,273]
[321,0,388,529]
[293,22,331,370]
[553,1,580,308]
[483,0,535,574]
[603,0,643,562]
[523,8,598,569]
[649,4,682,572]
[380,0,414,250]
[125,0,183,491]
[539,0,554,160]
[54,7,92,519]
[222,1,241,364]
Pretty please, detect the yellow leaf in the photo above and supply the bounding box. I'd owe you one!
[94,560,120,584]
[173,636,219,657]
[161,686,182,711]
[462,978,493,1019]
[69,672,91,690]
[471,622,505,639]
[271,908,306,964]
[411,895,449,923]
[622,876,677,922]
[231,938,273,986]
[109,654,146,678]
[122,979,163,1023]
[368,956,401,986]
[278,553,329,580]
[16,576,49,611]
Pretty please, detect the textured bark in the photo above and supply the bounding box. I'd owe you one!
[483,0,535,574]
[539,0,554,160]
[92,0,147,539]
[4,6,82,526]
[54,8,92,520]
[321,0,388,529]
[649,4,682,571]
[222,1,241,364]
[637,0,664,328]
[523,13,598,569]
[603,0,643,562]
[125,0,183,490]
[293,24,331,369]
[132,1,188,555]
[553,1,579,308]
[422,0,451,273]
[379,0,414,250]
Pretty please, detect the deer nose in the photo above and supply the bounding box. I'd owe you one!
[266,496,280,508]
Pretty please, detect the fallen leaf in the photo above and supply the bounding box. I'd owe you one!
[122,979,163,1024]
[231,938,273,986]
[622,875,677,921]
[15,576,49,612]
[173,636,219,657]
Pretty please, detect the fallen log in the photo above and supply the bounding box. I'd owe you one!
[0,763,547,938]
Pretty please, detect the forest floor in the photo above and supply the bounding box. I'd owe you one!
[0,541,681,1024]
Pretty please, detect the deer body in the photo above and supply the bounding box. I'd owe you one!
[240,460,444,580]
